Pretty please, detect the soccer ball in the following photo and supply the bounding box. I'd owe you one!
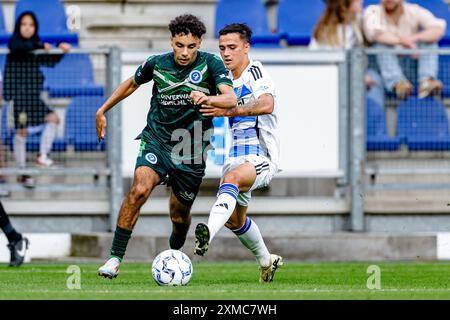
[151,249,193,286]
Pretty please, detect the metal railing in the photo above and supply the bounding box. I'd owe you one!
[5,45,449,233]
[350,47,450,230]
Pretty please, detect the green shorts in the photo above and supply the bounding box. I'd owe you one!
[135,138,205,205]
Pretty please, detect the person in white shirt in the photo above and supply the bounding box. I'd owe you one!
[363,0,446,99]
[195,23,283,283]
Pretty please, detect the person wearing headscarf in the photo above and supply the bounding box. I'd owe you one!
[3,11,70,187]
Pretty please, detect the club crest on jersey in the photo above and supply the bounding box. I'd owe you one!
[145,153,158,164]
[189,70,203,84]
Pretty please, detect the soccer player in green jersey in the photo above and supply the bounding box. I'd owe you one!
[96,14,236,279]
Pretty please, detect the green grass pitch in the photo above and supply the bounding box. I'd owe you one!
[0,261,449,300]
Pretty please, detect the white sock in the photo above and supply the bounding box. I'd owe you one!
[207,183,239,242]
[232,217,271,267]
[13,134,26,168]
[40,123,57,156]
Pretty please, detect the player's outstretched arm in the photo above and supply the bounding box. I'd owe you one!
[96,77,139,141]
[190,84,237,109]
[200,93,274,118]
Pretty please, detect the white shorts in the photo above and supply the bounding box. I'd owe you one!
[221,154,277,207]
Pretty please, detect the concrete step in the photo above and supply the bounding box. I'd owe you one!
[2,232,449,263]
[5,195,450,216]
[365,196,450,214]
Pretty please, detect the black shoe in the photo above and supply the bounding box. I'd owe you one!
[194,223,210,256]
[7,237,29,267]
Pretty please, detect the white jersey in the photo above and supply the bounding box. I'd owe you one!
[228,60,280,170]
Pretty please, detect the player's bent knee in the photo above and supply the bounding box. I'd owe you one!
[222,172,241,187]
[129,184,151,202]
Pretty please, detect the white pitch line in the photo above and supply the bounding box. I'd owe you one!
[1,288,450,294]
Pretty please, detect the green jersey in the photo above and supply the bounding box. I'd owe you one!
[134,51,232,163]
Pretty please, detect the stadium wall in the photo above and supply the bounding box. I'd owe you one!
[2,232,450,262]
[120,50,344,178]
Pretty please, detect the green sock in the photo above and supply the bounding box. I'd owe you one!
[110,226,132,262]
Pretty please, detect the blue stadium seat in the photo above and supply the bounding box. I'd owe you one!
[397,97,450,150]
[409,0,450,46]
[215,0,280,46]
[277,0,324,46]
[65,96,106,151]
[366,97,400,151]
[0,2,10,46]
[1,103,67,152]
[41,54,104,97]
[0,52,6,73]
[15,0,78,45]
[364,0,381,7]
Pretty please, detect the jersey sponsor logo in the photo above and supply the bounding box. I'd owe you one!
[145,152,158,164]
[159,93,191,106]
[248,65,263,81]
[189,70,203,84]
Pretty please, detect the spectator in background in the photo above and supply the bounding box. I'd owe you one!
[310,0,364,49]
[363,0,446,100]
[310,0,385,107]
[3,11,71,188]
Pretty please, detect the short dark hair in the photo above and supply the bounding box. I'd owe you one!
[218,23,252,43]
[169,14,206,39]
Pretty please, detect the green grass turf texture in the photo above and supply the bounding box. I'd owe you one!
[0,261,449,300]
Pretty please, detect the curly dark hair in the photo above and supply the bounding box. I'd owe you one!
[168,14,206,39]
[218,23,252,43]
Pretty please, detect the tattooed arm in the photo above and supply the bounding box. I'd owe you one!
[200,93,274,117]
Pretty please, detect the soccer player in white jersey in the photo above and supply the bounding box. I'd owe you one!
[195,23,283,282]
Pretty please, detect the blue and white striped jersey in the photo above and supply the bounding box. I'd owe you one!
[228,60,280,169]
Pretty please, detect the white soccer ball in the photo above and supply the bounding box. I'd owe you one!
[151,249,193,286]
